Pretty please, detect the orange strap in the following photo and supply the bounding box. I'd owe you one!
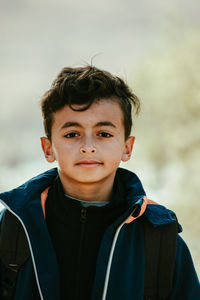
[125,196,157,224]
[41,187,50,218]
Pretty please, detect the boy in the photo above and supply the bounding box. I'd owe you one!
[0,65,199,300]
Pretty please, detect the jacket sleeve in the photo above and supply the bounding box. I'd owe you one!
[169,234,200,300]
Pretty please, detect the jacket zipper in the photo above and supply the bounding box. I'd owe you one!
[101,206,139,300]
[74,207,87,299]
[0,200,44,300]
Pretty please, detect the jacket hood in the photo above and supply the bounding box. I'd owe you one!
[0,168,57,213]
[0,167,179,228]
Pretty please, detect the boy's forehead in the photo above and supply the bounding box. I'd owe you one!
[53,99,124,127]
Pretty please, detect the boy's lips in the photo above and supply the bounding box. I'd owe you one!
[76,160,103,167]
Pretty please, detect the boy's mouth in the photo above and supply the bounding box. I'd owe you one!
[76,160,103,167]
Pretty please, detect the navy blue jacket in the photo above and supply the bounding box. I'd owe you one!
[0,167,200,300]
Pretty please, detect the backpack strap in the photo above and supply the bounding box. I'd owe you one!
[0,210,30,299]
[144,217,178,300]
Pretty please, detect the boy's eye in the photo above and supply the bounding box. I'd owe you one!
[64,132,79,138]
[98,132,113,138]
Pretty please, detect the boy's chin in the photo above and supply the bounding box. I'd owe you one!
[62,171,116,185]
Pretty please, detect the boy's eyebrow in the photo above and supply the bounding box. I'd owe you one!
[60,121,117,130]
[95,121,117,128]
[61,122,81,129]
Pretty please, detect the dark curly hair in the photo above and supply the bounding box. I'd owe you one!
[41,65,140,140]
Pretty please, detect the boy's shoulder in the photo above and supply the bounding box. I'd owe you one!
[144,202,182,232]
[0,168,58,211]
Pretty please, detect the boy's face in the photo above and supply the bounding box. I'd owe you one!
[41,99,135,190]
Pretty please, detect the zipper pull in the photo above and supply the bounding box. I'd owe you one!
[80,207,87,223]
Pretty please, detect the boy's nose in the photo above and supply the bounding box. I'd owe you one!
[80,145,96,154]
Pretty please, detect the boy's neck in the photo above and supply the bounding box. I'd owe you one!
[58,173,115,202]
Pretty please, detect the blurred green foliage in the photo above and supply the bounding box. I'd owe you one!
[130,30,200,276]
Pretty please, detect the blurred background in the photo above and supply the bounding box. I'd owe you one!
[0,0,200,276]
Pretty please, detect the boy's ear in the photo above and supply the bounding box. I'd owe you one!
[40,137,55,163]
[121,136,135,162]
